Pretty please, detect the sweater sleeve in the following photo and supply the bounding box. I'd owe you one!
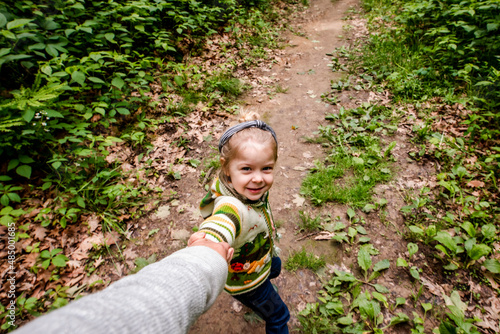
[198,196,243,245]
[13,246,228,334]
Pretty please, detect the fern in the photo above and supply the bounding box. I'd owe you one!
[0,117,24,132]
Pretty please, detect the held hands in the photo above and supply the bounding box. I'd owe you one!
[188,232,234,263]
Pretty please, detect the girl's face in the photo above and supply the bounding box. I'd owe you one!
[224,140,276,201]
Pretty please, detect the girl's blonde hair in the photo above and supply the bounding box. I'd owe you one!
[220,127,278,175]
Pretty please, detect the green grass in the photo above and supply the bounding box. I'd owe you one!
[301,153,392,207]
[285,248,326,272]
[297,210,323,233]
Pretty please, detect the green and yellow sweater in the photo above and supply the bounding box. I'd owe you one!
[199,178,277,295]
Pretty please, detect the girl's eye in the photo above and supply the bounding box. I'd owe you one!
[241,167,251,171]
[263,167,273,171]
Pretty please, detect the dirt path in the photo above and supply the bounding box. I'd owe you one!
[188,0,364,332]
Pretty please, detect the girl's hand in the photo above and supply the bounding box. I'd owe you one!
[188,232,234,263]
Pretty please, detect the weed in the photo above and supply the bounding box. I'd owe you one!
[285,248,325,272]
[297,210,323,233]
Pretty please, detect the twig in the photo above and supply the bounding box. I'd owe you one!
[295,231,321,242]
[202,167,214,186]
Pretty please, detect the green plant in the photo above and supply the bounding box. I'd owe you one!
[38,248,68,270]
[439,291,480,334]
[285,248,325,272]
[297,210,323,233]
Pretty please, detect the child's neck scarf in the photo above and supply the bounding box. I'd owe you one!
[200,176,268,219]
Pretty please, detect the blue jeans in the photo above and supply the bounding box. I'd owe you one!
[234,257,290,334]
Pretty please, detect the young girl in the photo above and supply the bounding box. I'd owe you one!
[188,120,290,333]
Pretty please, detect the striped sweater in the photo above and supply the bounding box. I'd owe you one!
[199,178,277,295]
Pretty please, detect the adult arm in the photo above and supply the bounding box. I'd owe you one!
[13,245,228,334]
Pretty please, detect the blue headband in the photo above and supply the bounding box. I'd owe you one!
[218,120,278,152]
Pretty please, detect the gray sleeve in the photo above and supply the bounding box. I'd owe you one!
[13,246,228,334]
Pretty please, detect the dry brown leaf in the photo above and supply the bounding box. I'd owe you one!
[420,276,446,297]
[33,226,47,240]
[314,232,336,240]
[23,253,38,268]
[123,248,138,260]
[292,194,305,207]
[87,214,100,232]
[467,180,485,188]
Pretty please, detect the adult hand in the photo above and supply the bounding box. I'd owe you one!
[188,232,234,263]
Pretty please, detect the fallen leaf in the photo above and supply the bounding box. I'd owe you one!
[420,276,446,297]
[315,232,336,240]
[94,256,105,268]
[33,226,47,240]
[467,180,485,188]
[123,248,138,260]
[87,214,100,232]
[156,205,171,219]
[292,194,305,207]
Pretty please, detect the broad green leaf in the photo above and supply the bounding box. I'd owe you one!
[174,75,185,87]
[0,47,11,57]
[71,70,85,86]
[52,254,68,267]
[408,225,424,235]
[396,258,408,267]
[358,247,371,274]
[116,108,130,115]
[0,194,9,206]
[7,159,19,171]
[439,321,457,334]
[89,76,105,84]
[373,259,390,272]
[347,207,355,219]
[7,19,32,30]
[388,312,410,326]
[409,266,420,280]
[7,193,20,203]
[467,244,491,260]
[359,236,371,243]
[481,224,496,240]
[325,301,344,314]
[45,109,64,118]
[16,165,31,179]
[372,291,388,307]
[483,259,500,273]
[353,157,364,165]
[359,299,380,320]
[104,32,116,43]
[348,227,357,238]
[443,262,459,270]
[45,44,59,57]
[372,284,389,293]
[111,77,125,90]
[19,155,34,164]
[0,13,7,27]
[434,231,458,253]
[395,297,406,307]
[52,161,61,170]
[421,302,432,312]
[407,243,418,259]
[461,221,476,237]
[356,226,367,234]
[22,109,35,122]
[1,30,16,39]
[76,197,86,208]
[337,314,353,325]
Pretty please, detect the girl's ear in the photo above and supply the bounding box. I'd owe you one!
[220,158,229,176]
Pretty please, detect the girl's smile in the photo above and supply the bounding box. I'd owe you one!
[224,140,276,201]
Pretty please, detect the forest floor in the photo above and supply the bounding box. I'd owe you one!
[6,0,499,333]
